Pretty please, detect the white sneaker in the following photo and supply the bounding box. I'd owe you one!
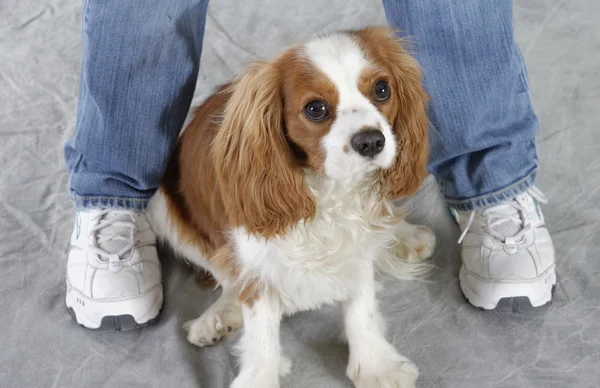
[452,186,556,310]
[66,209,163,330]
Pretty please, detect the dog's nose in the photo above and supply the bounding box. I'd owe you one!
[350,129,385,158]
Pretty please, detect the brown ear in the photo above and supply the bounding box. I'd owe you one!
[363,27,430,198]
[212,61,316,238]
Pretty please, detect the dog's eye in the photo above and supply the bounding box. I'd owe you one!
[373,80,390,102]
[304,100,329,121]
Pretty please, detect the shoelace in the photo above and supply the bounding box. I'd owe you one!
[457,186,548,245]
[86,210,143,271]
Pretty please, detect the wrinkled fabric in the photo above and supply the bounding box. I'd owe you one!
[1,0,599,387]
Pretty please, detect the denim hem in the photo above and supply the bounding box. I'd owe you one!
[72,195,150,211]
[445,170,537,211]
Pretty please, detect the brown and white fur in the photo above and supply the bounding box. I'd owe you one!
[149,27,435,388]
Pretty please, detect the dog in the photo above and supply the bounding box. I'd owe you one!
[149,26,435,388]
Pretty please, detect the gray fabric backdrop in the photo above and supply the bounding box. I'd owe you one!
[1,0,599,387]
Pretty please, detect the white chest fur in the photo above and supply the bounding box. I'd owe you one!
[230,176,400,314]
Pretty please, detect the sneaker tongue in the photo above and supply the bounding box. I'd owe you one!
[489,203,521,237]
[95,213,132,255]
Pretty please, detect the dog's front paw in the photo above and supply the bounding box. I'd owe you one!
[348,348,418,388]
[394,223,436,263]
[183,304,242,347]
[410,225,436,261]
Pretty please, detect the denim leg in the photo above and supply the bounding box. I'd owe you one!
[64,0,209,211]
[382,0,539,211]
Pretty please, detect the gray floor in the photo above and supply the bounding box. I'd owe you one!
[1,0,599,387]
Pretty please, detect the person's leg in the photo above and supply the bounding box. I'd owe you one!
[382,0,538,209]
[382,0,555,309]
[65,0,209,210]
[64,0,209,330]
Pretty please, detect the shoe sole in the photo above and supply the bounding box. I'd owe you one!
[459,264,556,310]
[66,306,160,331]
[65,285,163,331]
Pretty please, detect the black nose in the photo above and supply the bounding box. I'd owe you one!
[350,129,386,158]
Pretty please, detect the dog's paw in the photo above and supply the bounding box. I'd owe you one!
[183,304,242,347]
[349,358,418,388]
[394,223,436,263]
[410,225,436,261]
[348,345,418,388]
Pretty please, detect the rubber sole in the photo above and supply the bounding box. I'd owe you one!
[460,265,556,310]
[65,285,163,331]
[66,305,160,331]
[463,285,556,313]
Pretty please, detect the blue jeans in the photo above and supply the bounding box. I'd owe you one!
[65,0,539,212]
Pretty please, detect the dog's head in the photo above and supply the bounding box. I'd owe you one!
[213,27,429,237]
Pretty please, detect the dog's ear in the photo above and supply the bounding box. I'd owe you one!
[381,30,429,198]
[358,27,430,198]
[384,53,429,198]
[212,61,316,238]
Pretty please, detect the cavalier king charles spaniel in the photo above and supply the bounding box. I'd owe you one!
[149,26,435,388]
